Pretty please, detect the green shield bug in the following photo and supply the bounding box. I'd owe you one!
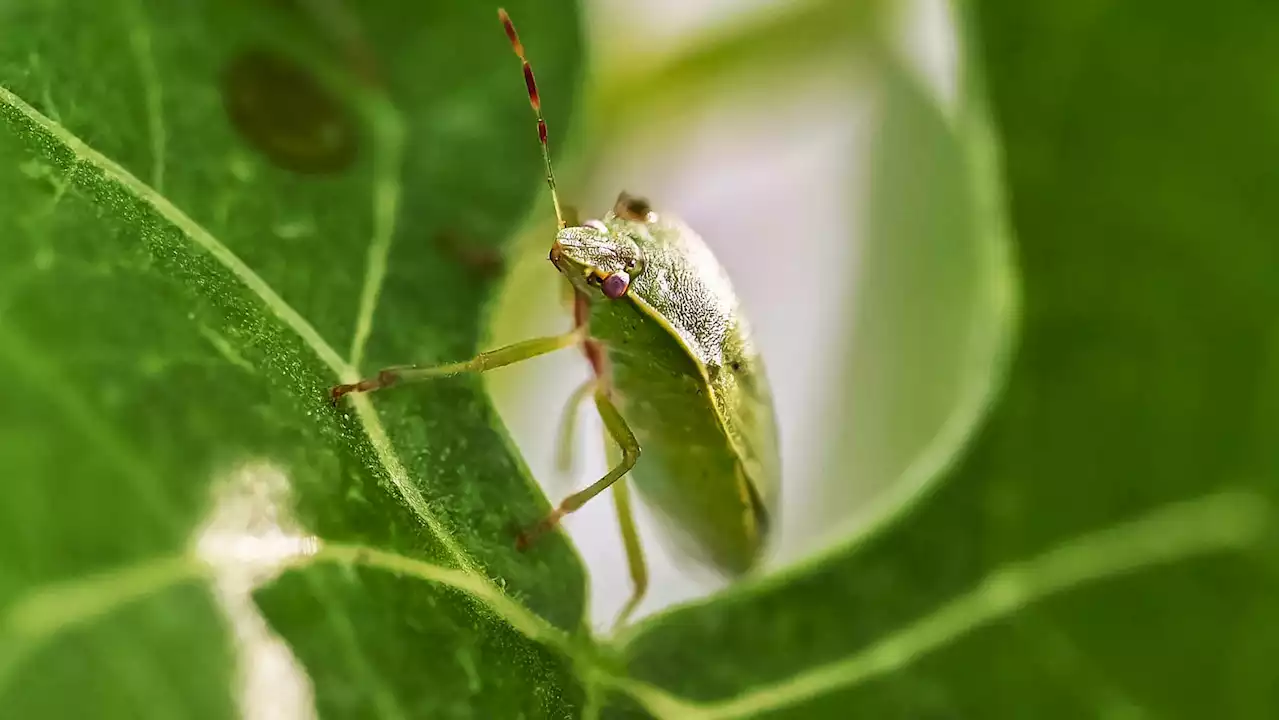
[331,8,781,627]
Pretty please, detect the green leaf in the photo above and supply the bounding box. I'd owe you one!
[608,1,1274,717]
[4,0,1272,717]
[0,0,592,716]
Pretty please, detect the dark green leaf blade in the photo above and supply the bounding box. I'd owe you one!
[612,1,1275,717]
[0,0,588,716]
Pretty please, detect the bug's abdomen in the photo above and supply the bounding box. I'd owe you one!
[591,299,764,576]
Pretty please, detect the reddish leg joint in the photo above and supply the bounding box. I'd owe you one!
[515,508,565,551]
[329,369,398,405]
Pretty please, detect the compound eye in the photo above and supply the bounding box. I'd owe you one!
[601,271,630,299]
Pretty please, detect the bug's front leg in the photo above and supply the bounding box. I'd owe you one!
[329,327,584,404]
[517,388,641,549]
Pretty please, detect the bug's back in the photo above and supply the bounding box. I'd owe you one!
[585,213,780,575]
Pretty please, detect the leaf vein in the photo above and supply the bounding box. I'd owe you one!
[0,538,573,701]
[121,0,167,192]
[296,542,568,649]
[346,105,405,371]
[0,554,206,695]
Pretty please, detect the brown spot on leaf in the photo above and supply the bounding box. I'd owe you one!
[221,47,358,175]
[435,231,506,278]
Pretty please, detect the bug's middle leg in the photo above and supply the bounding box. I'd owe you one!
[517,388,640,549]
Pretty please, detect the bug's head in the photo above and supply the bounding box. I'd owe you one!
[550,217,643,299]
[497,10,646,300]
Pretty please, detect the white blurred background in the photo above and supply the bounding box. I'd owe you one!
[482,0,1001,630]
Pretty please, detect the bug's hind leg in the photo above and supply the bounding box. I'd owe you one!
[517,388,640,549]
[330,327,584,404]
[610,469,648,630]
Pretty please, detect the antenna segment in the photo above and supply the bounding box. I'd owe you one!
[498,9,566,229]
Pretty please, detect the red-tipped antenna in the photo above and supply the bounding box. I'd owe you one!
[498,8,566,229]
